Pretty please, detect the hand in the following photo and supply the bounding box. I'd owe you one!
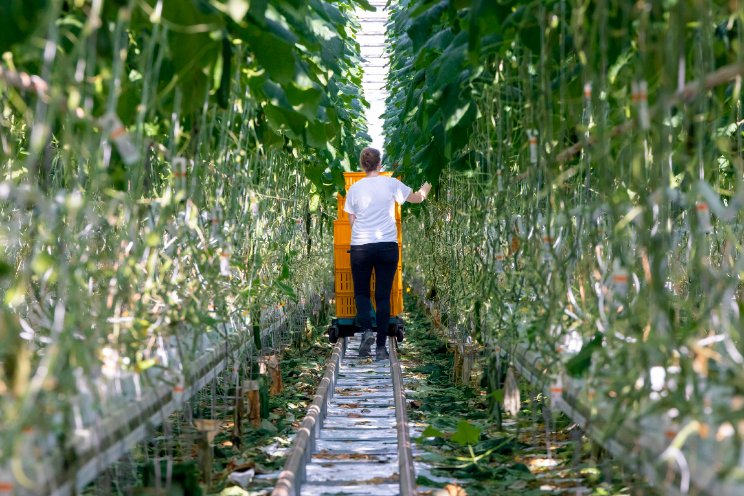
[420,182,432,197]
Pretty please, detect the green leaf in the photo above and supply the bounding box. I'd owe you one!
[4,281,25,307]
[0,0,49,53]
[451,420,481,446]
[309,193,321,212]
[305,121,328,148]
[136,358,157,372]
[264,103,307,138]
[215,35,233,109]
[253,330,262,351]
[248,0,268,23]
[445,100,472,131]
[305,163,326,190]
[421,424,446,439]
[244,21,297,84]
[285,80,323,117]
[467,0,507,62]
[159,0,224,113]
[406,0,448,52]
[0,259,12,279]
[434,33,468,89]
[210,0,249,23]
[145,232,161,247]
[31,253,54,276]
[490,388,504,403]
[275,281,297,301]
[608,48,633,84]
[350,0,375,12]
[418,27,455,57]
[565,333,603,377]
[259,418,278,434]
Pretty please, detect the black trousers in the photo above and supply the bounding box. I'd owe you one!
[350,242,399,347]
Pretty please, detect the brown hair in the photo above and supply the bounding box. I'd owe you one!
[360,147,381,172]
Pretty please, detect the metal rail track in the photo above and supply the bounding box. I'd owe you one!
[273,334,416,496]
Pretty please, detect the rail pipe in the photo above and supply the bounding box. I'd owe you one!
[272,338,345,496]
[390,339,417,496]
[503,343,734,496]
[11,316,287,496]
[47,331,241,496]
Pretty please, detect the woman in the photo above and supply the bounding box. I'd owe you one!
[344,148,431,359]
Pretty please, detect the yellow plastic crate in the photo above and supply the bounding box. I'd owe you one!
[334,245,351,270]
[391,287,404,316]
[335,266,403,318]
[334,221,351,244]
[335,286,404,319]
[335,292,356,317]
[335,270,354,293]
[343,171,368,190]
[337,197,349,221]
[334,171,405,319]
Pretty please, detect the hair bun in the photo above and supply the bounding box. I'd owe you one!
[360,147,381,172]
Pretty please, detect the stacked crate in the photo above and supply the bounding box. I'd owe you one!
[335,172,404,319]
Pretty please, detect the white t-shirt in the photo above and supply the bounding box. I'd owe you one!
[343,176,412,245]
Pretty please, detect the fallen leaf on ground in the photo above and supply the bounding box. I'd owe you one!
[315,450,378,461]
[365,473,399,484]
[443,483,467,496]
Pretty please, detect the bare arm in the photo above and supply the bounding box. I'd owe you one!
[406,192,426,203]
[406,182,432,204]
[348,213,356,226]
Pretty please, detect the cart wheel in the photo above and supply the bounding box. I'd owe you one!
[328,326,339,343]
[396,324,405,343]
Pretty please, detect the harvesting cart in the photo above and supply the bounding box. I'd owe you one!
[327,172,405,343]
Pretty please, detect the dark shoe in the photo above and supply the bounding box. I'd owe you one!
[358,330,375,357]
[375,345,389,361]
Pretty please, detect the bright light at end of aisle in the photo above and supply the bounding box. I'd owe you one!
[356,1,390,153]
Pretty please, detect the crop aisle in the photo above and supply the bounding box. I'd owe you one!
[384,1,744,494]
[5,0,744,494]
[0,0,377,494]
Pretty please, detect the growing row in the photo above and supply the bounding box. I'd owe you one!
[0,0,372,490]
[386,1,744,492]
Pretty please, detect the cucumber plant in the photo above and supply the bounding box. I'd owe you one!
[0,0,374,485]
[387,0,744,486]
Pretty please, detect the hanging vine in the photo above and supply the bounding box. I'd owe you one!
[386,0,744,489]
[0,0,373,485]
